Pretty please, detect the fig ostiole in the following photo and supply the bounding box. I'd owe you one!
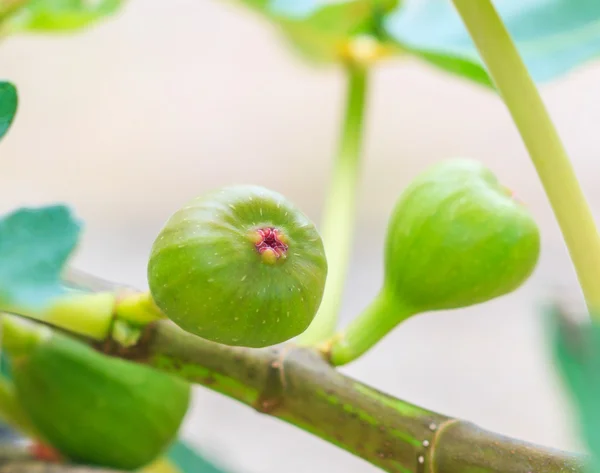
[329,159,541,365]
[147,185,328,348]
[1,315,191,470]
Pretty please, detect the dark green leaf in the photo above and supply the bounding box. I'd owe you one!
[5,0,124,33]
[237,0,399,63]
[549,304,600,472]
[0,206,82,312]
[385,0,600,85]
[0,82,17,142]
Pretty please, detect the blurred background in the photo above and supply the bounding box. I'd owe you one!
[1,1,599,471]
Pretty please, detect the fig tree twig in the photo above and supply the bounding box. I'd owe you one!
[66,268,586,473]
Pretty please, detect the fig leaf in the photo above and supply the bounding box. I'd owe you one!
[0,205,82,312]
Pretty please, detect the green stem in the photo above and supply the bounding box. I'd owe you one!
[451,0,600,315]
[114,291,165,325]
[98,319,584,473]
[4,290,164,342]
[10,292,116,341]
[65,269,585,473]
[297,64,369,346]
[329,290,415,366]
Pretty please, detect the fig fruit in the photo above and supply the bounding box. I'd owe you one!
[383,159,540,311]
[147,185,327,348]
[3,316,191,470]
[330,159,541,365]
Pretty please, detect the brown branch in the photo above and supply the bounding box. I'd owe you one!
[68,269,586,473]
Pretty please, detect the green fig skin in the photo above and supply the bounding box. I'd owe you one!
[11,331,191,470]
[147,185,328,348]
[330,159,541,366]
[383,159,540,312]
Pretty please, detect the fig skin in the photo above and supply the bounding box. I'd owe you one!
[8,325,191,470]
[383,158,540,312]
[329,159,541,366]
[148,185,328,348]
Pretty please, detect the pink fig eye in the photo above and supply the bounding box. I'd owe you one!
[254,227,288,259]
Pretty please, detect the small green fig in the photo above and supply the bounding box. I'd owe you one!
[384,159,540,311]
[147,185,328,348]
[331,159,541,365]
[3,316,191,470]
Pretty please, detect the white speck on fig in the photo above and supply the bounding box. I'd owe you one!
[234,317,239,321]
[241,275,247,281]
[262,320,266,324]
[208,278,214,283]
[276,318,280,322]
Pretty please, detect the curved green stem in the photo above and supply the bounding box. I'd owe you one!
[297,64,369,346]
[451,0,600,315]
[329,290,415,366]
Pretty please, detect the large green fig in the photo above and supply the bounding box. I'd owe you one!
[3,316,191,470]
[147,185,327,348]
[330,159,541,365]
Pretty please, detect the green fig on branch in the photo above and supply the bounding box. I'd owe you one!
[2,316,191,470]
[147,185,328,348]
[330,159,541,365]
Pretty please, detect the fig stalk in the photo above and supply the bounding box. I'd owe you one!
[328,159,540,366]
[328,290,415,365]
[451,0,600,316]
[297,63,369,346]
[114,291,165,325]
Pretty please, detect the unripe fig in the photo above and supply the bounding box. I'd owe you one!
[330,159,540,365]
[3,316,191,470]
[384,159,540,311]
[147,185,327,348]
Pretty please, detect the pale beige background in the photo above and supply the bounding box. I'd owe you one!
[1,1,599,472]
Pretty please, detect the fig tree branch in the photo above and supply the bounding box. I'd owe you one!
[65,269,586,473]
